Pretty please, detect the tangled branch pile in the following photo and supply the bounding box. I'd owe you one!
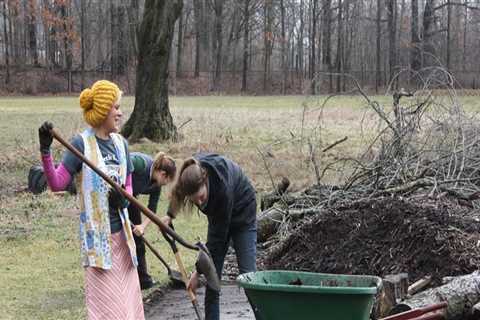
[261,69,480,283]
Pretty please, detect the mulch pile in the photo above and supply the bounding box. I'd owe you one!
[265,197,480,284]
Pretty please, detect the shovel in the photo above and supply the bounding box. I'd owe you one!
[137,232,184,287]
[50,127,221,293]
[161,223,207,320]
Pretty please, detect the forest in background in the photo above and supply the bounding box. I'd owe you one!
[1,0,480,95]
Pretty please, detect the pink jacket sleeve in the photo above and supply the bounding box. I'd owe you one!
[41,154,72,192]
[125,174,133,195]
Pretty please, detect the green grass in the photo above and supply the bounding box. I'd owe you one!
[2,94,480,319]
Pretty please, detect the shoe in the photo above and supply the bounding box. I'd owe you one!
[140,278,157,290]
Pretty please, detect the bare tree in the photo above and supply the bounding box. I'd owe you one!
[212,0,225,90]
[376,0,382,92]
[60,1,73,92]
[386,0,397,87]
[2,0,10,85]
[263,0,273,93]
[176,6,184,78]
[80,0,86,89]
[411,0,421,71]
[322,0,332,91]
[298,0,305,78]
[27,0,38,66]
[122,0,183,142]
[241,0,250,92]
[280,0,287,94]
[310,0,318,93]
[335,0,343,92]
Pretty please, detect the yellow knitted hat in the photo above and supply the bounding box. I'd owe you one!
[79,80,121,127]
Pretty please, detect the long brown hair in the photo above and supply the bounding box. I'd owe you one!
[169,157,207,215]
[152,152,176,179]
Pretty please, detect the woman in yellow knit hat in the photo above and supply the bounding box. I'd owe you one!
[38,80,145,319]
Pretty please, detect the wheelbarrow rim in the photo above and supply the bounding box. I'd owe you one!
[237,271,381,295]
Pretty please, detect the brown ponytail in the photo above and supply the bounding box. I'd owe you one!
[152,152,176,179]
[169,157,207,216]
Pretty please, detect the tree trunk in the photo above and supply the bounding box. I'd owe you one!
[110,0,115,79]
[280,0,287,94]
[298,0,305,80]
[116,5,127,75]
[386,0,397,87]
[398,0,406,67]
[124,0,139,60]
[462,0,467,71]
[391,271,480,320]
[376,0,382,93]
[8,2,15,65]
[335,0,343,92]
[27,0,38,66]
[263,0,273,93]
[241,0,250,92]
[176,7,184,78]
[446,0,452,71]
[212,0,225,91]
[193,0,202,77]
[411,0,421,71]
[2,0,10,85]
[310,0,317,93]
[60,2,72,93]
[80,0,86,89]
[422,0,436,67]
[122,0,183,142]
[322,0,332,92]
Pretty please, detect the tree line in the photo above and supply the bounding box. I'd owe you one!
[1,0,480,94]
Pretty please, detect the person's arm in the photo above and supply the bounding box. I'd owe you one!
[38,122,77,192]
[125,174,133,195]
[134,188,160,234]
[147,188,160,213]
[41,155,73,192]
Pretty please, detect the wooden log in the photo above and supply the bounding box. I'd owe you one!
[260,176,290,210]
[257,207,285,243]
[376,273,410,318]
[257,205,322,243]
[408,276,432,296]
[390,271,480,320]
[471,301,480,318]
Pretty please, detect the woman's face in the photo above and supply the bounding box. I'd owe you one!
[152,170,172,187]
[188,183,208,207]
[101,103,123,133]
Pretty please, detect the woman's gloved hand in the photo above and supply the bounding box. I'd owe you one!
[108,186,129,211]
[38,121,53,154]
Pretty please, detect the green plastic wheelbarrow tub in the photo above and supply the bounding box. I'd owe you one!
[237,270,382,320]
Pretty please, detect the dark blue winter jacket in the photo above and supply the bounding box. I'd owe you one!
[194,153,256,235]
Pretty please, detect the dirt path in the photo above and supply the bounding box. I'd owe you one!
[145,283,254,320]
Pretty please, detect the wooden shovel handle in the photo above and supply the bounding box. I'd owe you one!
[50,128,198,251]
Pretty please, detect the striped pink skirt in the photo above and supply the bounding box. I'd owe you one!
[85,232,145,320]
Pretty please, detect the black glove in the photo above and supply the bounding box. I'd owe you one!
[38,121,53,154]
[108,186,129,211]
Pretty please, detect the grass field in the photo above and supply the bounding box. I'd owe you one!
[1,94,479,319]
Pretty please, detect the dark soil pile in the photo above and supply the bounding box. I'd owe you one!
[266,197,480,284]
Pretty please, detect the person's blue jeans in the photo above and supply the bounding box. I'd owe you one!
[204,205,257,320]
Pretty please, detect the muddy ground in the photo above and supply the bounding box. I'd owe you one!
[145,250,256,319]
[145,283,254,320]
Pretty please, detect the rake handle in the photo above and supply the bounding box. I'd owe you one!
[140,234,171,273]
[50,128,198,251]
